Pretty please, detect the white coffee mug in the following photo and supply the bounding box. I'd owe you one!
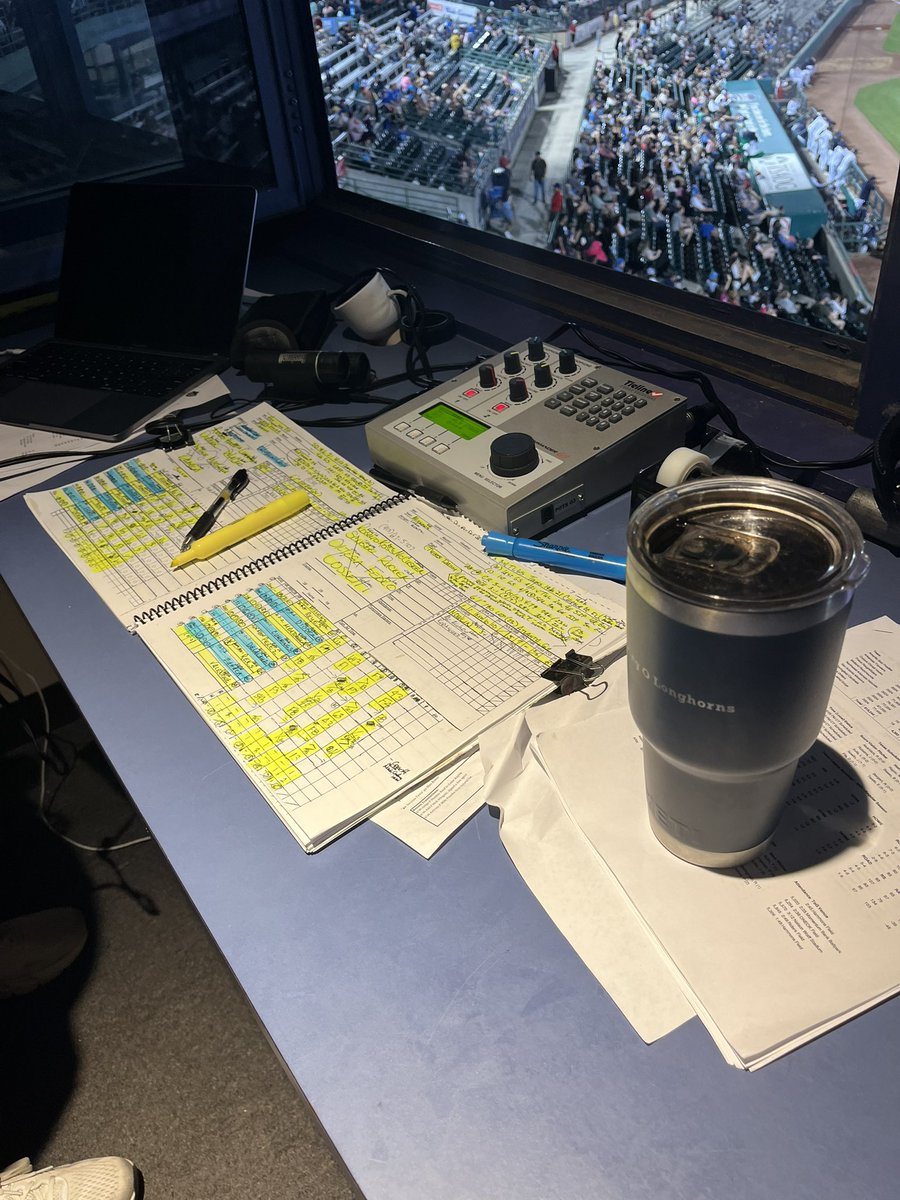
[332,270,405,343]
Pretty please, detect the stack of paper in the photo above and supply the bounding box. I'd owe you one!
[485,616,900,1069]
[480,680,695,1044]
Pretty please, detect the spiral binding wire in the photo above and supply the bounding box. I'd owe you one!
[131,492,408,627]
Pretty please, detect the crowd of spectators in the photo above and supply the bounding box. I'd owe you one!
[546,0,869,335]
[318,0,874,334]
[319,1,550,193]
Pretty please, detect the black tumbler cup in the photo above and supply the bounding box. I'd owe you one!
[626,476,869,867]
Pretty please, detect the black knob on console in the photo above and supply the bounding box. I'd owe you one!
[489,432,539,477]
[558,348,577,374]
[478,363,498,388]
[527,336,545,361]
[503,350,522,374]
[533,363,553,388]
[508,377,529,403]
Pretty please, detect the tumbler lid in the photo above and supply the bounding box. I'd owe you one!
[628,476,869,609]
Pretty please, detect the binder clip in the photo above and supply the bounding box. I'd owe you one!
[145,415,194,451]
[541,642,627,697]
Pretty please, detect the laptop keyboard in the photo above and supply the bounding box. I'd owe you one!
[6,343,209,397]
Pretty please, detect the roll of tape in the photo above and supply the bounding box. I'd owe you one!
[655,447,714,488]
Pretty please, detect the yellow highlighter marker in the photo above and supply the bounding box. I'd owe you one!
[171,490,310,568]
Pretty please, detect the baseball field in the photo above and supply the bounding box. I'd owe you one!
[854,12,900,154]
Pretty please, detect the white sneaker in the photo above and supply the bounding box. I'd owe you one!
[0,908,87,999]
[0,1157,142,1200]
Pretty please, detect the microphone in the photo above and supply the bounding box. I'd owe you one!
[240,350,372,393]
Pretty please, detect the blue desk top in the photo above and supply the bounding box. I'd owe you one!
[2,342,899,1200]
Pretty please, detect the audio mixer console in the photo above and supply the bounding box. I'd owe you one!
[365,338,687,536]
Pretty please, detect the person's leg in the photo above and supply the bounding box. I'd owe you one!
[0,908,87,1000]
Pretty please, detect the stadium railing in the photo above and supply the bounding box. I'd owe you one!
[339,160,483,227]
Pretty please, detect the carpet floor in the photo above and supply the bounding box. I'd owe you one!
[1,711,360,1200]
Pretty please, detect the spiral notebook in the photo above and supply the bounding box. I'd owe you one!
[26,404,625,850]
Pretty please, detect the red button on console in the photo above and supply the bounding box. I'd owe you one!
[463,388,479,397]
[492,402,509,412]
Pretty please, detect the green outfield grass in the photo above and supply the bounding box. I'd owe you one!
[884,12,900,53]
[855,79,900,152]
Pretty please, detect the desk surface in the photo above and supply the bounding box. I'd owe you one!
[2,310,900,1199]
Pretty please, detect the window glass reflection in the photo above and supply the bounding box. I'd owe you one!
[0,0,275,289]
[321,0,896,343]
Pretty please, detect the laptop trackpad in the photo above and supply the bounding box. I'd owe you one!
[0,379,165,441]
[0,377,101,422]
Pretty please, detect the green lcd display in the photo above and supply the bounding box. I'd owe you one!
[422,402,489,440]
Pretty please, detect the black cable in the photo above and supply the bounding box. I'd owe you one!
[0,688,73,776]
[375,266,445,390]
[0,437,157,473]
[757,446,873,471]
[270,386,416,412]
[365,357,482,391]
[0,682,69,771]
[38,739,154,861]
[267,354,481,424]
[871,409,900,521]
[91,853,160,915]
[557,321,874,475]
[0,392,252,479]
[2,664,153,856]
[560,320,765,468]
[20,716,72,776]
[0,667,26,701]
[238,357,479,411]
[274,400,411,428]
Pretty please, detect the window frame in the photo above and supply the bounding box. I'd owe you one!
[241,0,336,220]
[282,0,895,437]
[314,186,872,420]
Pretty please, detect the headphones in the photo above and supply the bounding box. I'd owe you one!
[229,273,456,399]
[230,291,334,365]
[872,409,900,524]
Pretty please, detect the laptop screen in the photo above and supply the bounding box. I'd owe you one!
[55,181,258,357]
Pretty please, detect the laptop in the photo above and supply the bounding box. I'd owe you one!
[0,180,257,442]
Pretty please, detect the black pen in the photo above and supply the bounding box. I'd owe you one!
[180,468,249,553]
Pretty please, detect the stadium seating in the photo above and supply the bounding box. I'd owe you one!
[546,0,856,328]
[321,2,545,193]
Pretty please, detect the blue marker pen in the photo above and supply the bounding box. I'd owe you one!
[481,532,626,583]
